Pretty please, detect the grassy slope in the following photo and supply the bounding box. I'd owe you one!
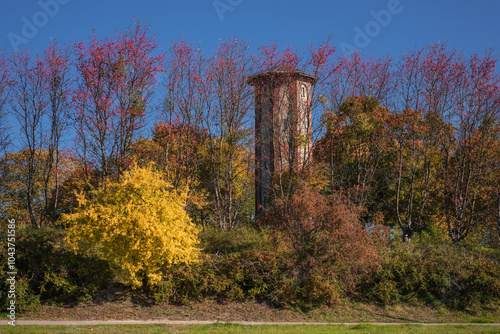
[10,297,500,324]
[2,323,500,334]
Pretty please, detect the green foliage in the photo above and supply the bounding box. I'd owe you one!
[269,267,342,309]
[2,323,499,333]
[152,236,345,309]
[151,226,282,304]
[0,268,41,313]
[14,276,42,312]
[199,225,273,255]
[359,242,500,309]
[2,224,499,311]
[153,250,287,305]
[61,163,201,289]
[198,138,253,230]
[0,227,111,310]
[315,96,392,227]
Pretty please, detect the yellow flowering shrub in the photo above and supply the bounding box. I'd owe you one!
[61,163,200,288]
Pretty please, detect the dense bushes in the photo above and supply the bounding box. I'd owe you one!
[1,223,499,312]
[199,225,273,255]
[154,250,286,305]
[150,217,500,310]
[0,227,112,311]
[150,224,344,308]
[154,249,343,308]
[154,227,286,305]
[61,164,200,289]
[1,190,499,312]
[149,186,384,309]
[260,183,383,303]
[358,242,500,309]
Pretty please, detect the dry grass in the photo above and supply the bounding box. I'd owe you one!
[19,297,500,324]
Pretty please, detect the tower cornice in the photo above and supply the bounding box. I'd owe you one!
[247,64,317,86]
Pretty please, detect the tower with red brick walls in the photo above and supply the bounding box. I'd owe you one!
[247,65,317,214]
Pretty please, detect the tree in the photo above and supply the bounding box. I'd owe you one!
[0,48,11,154]
[41,41,72,223]
[441,51,500,242]
[323,51,393,119]
[9,49,47,227]
[158,39,211,223]
[315,96,391,226]
[152,123,206,188]
[494,137,500,243]
[74,22,161,184]
[8,43,72,227]
[384,44,500,242]
[61,163,200,288]
[159,37,254,229]
[260,181,381,296]
[388,43,466,241]
[203,37,255,229]
[73,33,117,183]
[160,38,206,133]
[0,148,76,223]
[150,123,210,224]
[199,137,254,229]
[114,22,163,172]
[387,108,446,241]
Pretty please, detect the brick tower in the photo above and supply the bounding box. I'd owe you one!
[247,65,317,214]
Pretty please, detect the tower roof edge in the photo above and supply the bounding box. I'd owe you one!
[247,65,317,86]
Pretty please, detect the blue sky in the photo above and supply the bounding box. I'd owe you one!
[1,1,499,153]
[1,0,499,59]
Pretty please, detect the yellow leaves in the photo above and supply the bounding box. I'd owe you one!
[74,190,87,208]
[60,163,200,289]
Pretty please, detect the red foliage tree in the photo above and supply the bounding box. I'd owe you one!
[41,41,72,223]
[74,22,161,184]
[160,37,255,229]
[260,181,382,296]
[8,41,72,227]
[0,49,12,154]
[160,38,206,130]
[204,37,255,229]
[442,51,500,242]
[387,44,500,242]
[324,52,393,116]
[9,48,47,227]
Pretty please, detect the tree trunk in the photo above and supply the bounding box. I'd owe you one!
[401,226,414,242]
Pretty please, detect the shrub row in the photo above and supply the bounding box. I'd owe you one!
[154,250,342,309]
[358,242,500,309]
[155,226,343,308]
[1,225,499,311]
[0,227,112,312]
